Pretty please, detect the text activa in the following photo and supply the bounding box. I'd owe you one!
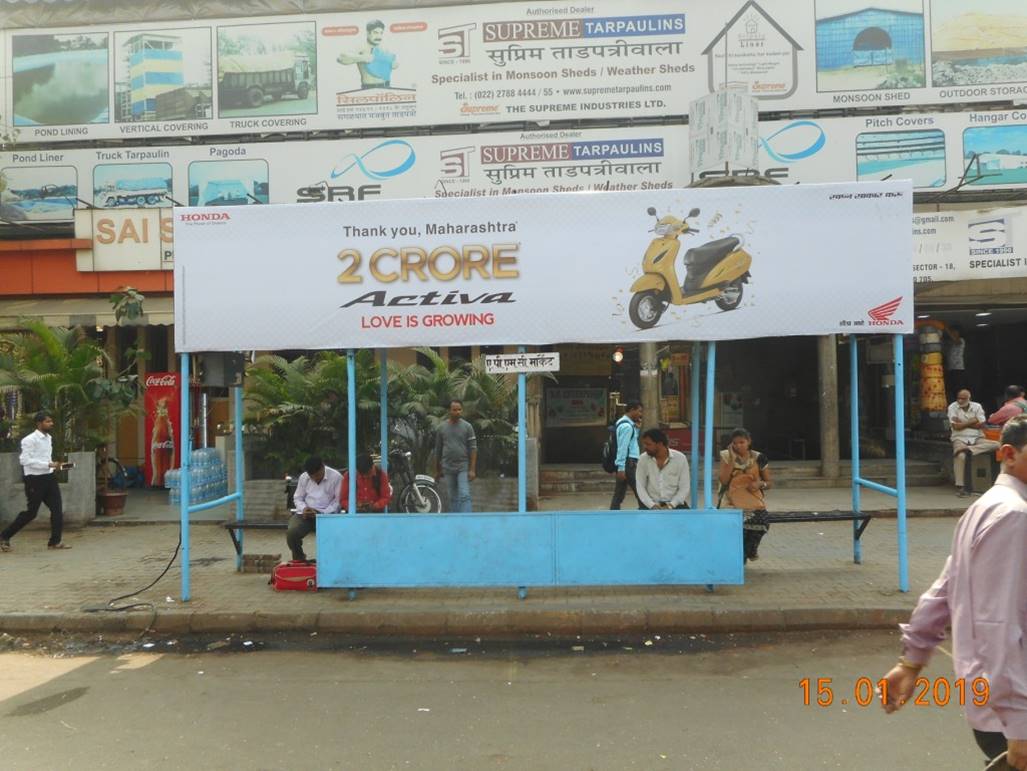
[337,243,520,284]
[343,290,516,308]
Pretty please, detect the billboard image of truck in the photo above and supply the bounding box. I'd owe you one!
[94,163,173,208]
[219,53,311,108]
[217,22,316,117]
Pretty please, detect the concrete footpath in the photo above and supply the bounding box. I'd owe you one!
[0,487,967,638]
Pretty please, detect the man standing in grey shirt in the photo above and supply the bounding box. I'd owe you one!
[435,399,477,512]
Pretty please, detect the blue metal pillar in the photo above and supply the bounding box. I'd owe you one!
[347,349,357,515]
[179,353,192,602]
[518,345,527,514]
[850,336,862,564]
[894,334,909,592]
[233,384,245,572]
[380,350,389,474]
[703,342,717,509]
[690,341,700,509]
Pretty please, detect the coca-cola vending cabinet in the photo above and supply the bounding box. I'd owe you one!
[144,373,181,488]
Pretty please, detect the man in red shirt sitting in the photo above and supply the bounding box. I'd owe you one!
[988,385,1027,427]
[340,453,392,513]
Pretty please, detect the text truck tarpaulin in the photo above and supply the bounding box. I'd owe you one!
[173,181,913,351]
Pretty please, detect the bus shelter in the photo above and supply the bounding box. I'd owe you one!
[173,180,914,601]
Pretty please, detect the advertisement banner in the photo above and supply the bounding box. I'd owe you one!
[4,108,1027,228]
[143,372,180,488]
[545,388,608,427]
[715,109,1027,191]
[914,207,1027,284]
[0,125,686,225]
[173,181,913,351]
[7,0,1027,144]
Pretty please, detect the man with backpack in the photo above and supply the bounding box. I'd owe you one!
[340,453,393,513]
[608,400,643,510]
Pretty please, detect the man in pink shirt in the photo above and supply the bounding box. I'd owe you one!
[881,414,1027,769]
[989,385,1027,427]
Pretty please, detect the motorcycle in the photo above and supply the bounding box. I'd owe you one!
[284,448,441,514]
[384,448,441,514]
[628,206,753,330]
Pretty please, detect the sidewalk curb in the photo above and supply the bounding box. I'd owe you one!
[0,606,911,638]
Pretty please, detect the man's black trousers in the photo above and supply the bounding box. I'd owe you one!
[1,473,63,546]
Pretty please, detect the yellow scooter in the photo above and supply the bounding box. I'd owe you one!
[628,206,752,329]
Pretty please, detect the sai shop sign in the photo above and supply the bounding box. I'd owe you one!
[75,207,174,271]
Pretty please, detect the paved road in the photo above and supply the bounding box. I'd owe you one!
[0,631,982,769]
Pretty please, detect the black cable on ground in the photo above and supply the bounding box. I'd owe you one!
[81,531,182,634]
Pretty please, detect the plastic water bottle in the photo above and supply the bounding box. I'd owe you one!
[167,469,179,505]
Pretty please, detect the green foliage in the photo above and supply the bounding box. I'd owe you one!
[243,350,381,476]
[244,346,529,479]
[388,347,521,476]
[0,320,140,458]
[110,287,146,325]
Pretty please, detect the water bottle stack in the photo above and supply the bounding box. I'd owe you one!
[165,448,229,506]
[166,468,180,506]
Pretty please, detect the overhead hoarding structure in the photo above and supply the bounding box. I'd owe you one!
[5,0,1027,144]
[7,108,1027,281]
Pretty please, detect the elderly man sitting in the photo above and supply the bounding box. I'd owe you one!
[948,389,999,497]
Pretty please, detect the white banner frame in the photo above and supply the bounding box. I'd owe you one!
[173,181,913,352]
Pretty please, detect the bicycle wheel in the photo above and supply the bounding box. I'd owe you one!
[101,457,127,489]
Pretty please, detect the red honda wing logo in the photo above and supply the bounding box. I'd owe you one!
[868,296,902,323]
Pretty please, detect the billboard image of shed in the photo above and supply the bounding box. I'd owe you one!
[815,1,925,91]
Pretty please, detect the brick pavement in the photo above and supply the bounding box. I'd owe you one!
[0,512,957,637]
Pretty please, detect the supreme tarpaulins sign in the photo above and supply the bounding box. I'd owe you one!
[173,181,913,351]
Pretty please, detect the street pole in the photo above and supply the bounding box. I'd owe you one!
[639,341,660,430]
[818,334,840,479]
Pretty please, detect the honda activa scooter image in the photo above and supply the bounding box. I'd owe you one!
[628,207,753,330]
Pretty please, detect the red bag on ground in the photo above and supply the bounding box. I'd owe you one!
[269,561,317,591]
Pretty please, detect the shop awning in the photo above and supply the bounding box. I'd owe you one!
[0,295,173,328]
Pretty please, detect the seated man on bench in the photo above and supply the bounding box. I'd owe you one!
[340,453,392,513]
[286,456,342,562]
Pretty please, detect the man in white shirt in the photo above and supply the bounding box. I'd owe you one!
[286,455,342,562]
[948,389,999,498]
[1,410,70,552]
[635,428,691,510]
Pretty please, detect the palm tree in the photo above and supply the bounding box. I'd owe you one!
[244,346,540,478]
[455,357,519,474]
[388,347,526,475]
[244,350,381,475]
[0,320,137,459]
[387,347,467,473]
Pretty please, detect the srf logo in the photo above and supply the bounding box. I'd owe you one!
[440,146,474,178]
[438,23,475,59]
[868,296,903,326]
